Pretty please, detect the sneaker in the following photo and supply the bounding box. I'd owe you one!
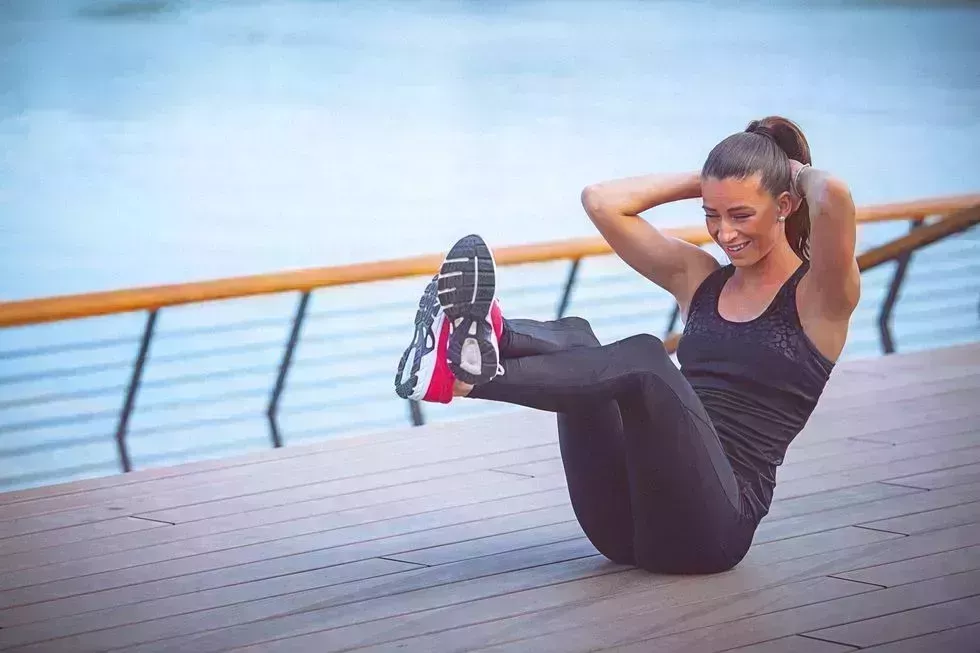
[437,234,503,385]
[394,276,455,403]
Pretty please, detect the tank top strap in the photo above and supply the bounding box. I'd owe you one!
[686,264,731,319]
[772,261,810,316]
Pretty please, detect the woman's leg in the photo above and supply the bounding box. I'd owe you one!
[498,316,636,565]
[469,333,754,573]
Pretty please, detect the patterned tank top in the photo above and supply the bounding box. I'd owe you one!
[676,262,835,523]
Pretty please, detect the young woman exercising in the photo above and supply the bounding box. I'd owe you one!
[395,116,859,574]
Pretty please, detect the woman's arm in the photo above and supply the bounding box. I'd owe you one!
[581,172,720,315]
[793,163,861,319]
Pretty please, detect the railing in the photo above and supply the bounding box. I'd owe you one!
[1,194,978,484]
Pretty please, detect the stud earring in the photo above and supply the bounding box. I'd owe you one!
[777,215,786,223]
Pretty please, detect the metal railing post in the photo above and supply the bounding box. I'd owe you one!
[267,291,311,448]
[664,304,679,340]
[409,400,425,426]
[556,259,581,319]
[878,218,923,354]
[114,309,158,472]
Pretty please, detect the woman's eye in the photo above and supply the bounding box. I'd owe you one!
[733,214,751,220]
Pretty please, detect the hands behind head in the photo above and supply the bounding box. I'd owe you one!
[788,159,807,212]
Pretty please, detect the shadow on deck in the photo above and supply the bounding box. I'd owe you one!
[0,343,979,652]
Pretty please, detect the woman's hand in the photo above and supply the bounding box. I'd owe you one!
[788,159,808,212]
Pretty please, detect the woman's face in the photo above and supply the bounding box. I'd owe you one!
[701,172,793,266]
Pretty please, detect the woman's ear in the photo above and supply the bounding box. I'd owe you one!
[777,191,796,221]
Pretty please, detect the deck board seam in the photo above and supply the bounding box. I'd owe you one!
[795,632,860,649]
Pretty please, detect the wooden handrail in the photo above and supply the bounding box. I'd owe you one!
[1,194,977,328]
[856,203,980,271]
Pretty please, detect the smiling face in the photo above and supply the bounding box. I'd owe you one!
[701,172,794,266]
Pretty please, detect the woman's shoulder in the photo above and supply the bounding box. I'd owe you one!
[684,263,731,319]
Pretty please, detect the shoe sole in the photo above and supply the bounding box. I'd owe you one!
[437,234,498,385]
[394,278,441,400]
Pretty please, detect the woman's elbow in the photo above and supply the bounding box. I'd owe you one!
[581,184,613,222]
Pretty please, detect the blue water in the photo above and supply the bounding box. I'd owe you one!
[1,0,979,490]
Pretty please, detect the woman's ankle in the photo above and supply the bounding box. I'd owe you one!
[453,380,475,397]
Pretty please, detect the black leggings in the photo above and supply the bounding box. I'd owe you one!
[469,317,756,574]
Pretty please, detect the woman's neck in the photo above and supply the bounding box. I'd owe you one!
[732,241,802,289]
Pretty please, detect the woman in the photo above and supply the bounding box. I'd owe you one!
[394,116,859,574]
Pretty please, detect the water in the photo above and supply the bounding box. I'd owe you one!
[1,0,978,490]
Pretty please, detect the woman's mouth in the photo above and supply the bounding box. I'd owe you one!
[724,242,750,254]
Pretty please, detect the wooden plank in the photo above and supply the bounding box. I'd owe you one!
[0,506,141,540]
[386,520,585,567]
[29,525,890,653]
[350,528,977,653]
[0,536,598,646]
[774,433,980,483]
[773,446,980,501]
[850,415,978,446]
[0,523,591,627]
[251,578,874,653]
[723,637,857,653]
[0,422,558,521]
[0,455,942,586]
[805,387,980,432]
[815,373,980,413]
[0,501,577,610]
[857,622,980,653]
[888,462,980,490]
[497,431,980,489]
[764,483,921,522]
[113,441,554,526]
[801,396,978,446]
[349,530,902,651]
[756,482,980,544]
[833,545,980,588]
[0,408,542,507]
[96,524,979,653]
[860,501,980,536]
[803,595,980,648]
[0,444,559,552]
[560,570,980,653]
[0,461,962,612]
[0,469,565,572]
[0,517,168,555]
[820,366,980,404]
[0,482,570,591]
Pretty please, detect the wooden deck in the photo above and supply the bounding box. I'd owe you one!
[0,344,978,653]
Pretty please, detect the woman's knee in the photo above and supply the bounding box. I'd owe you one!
[558,316,601,348]
[617,333,668,358]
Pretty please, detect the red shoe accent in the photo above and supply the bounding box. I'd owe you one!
[490,299,505,341]
[421,315,455,404]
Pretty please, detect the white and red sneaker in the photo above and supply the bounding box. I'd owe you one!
[437,234,503,386]
[394,276,455,403]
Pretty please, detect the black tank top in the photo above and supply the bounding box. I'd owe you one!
[676,263,835,523]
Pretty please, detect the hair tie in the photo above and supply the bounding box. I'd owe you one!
[746,122,776,140]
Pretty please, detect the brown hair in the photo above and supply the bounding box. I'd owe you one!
[701,116,812,260]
